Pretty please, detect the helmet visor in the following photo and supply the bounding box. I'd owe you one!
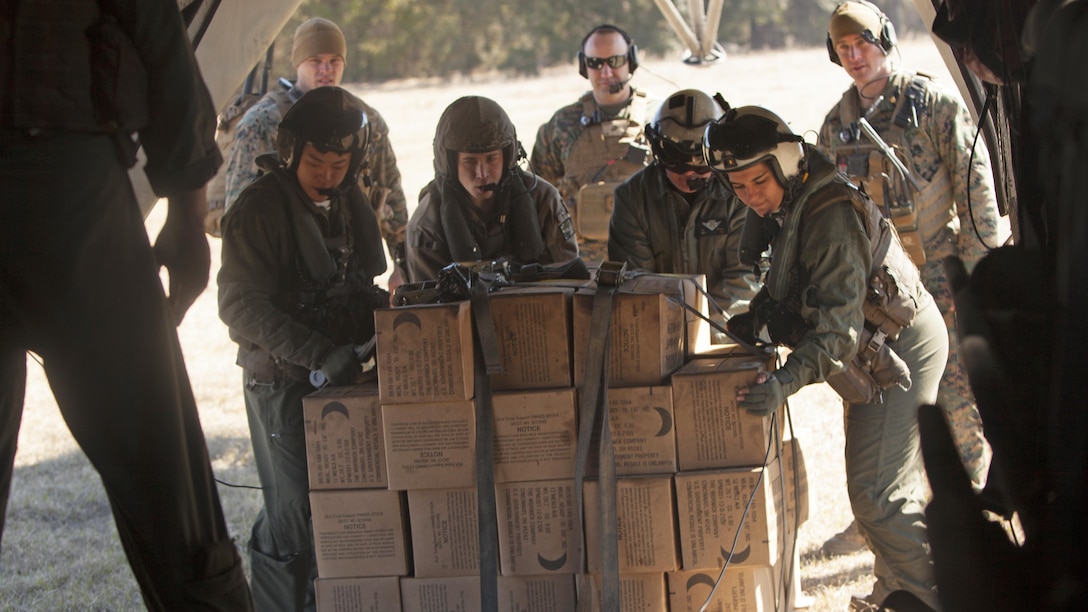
[704,114,785,172]
[656,142,709,173]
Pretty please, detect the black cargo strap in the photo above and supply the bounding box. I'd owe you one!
[663,276,776,358]
[470,278,503,612]
[574,261,624,611]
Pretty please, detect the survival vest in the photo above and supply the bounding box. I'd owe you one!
[757,159,925,404]
[233,162,389,383]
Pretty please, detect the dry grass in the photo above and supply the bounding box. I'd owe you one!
[0,38,953,610]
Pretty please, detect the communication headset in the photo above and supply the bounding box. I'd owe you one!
[825,1,897,65]
[578,24,639,78]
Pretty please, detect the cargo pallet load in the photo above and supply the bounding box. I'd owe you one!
[303,263,809,612]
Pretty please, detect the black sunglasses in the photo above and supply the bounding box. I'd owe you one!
[583,54,628,70]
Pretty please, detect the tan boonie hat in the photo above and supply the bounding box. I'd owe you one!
[828,1,885,45]
[291,18,347,67]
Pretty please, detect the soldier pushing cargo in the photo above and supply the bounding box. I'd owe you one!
[218,86,389,612]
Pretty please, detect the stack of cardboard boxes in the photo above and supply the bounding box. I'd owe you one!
[302,276,808,611]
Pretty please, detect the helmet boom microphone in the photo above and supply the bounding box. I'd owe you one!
[608,74,634,95]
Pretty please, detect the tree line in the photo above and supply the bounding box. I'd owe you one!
[265,0,927,83]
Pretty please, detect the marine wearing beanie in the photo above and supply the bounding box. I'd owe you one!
[291,18,347,67]
[828,1,889,48]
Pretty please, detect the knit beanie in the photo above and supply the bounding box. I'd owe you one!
[291,18,347,67]
[828,2,885,45]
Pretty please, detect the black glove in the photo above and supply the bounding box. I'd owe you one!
[317,345,362,387]
[726,311,760,346]
[738,370,797,417]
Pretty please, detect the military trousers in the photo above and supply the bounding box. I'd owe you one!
[0,134,252,610]
[242,374,318,612]
[846,294,948,611]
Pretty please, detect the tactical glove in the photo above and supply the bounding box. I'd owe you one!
[738,369,798,417]
[726,311,760,346]
[316,344,362,387]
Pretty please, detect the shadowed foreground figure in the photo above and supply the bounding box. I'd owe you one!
[918,0,1088,610]
[0,1,251,609]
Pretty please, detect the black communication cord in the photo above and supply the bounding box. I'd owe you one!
[966,87,1003,252]
[216,477,262,491]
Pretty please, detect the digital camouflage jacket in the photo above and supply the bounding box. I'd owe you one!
[818,70,1003,279]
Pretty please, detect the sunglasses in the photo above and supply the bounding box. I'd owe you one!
[583,54,628,70]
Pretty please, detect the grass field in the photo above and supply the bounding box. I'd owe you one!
[1,38,957,610]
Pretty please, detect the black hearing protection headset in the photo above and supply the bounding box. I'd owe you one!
[578,23,640,78]
[826,0,897,65]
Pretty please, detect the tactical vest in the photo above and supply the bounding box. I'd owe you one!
[829,74,955,267]
[563,91,651,240]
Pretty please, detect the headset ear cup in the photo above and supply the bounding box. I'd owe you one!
[578,51,588,79]
[628,43,639,73]
[882,20,897,52]
[826,33,842,65]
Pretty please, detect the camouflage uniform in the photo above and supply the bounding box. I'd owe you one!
[530,89,653,263]
[819,70,1003,488]
[224,81,409,270]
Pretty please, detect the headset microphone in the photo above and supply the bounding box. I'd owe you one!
[686,176,711,191]
[608,74,634,95]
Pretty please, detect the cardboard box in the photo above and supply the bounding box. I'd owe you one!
[314,576,400,612]
[488,287,574,390]
[310,489,409,578]
[667,530,800,612]
[399,576,478,612]
[493,389,577,483]
[674,459,786,570]
[584,476,678,573]
[408,487,479,577]
[304,384,386,490]
[399,575,578,611]
[667,566,777,612]
[498,574,577,610]
[383,400,476,490]
[619,274,710,359]
[573,284,685,388]
[375,302,474,404]
[671,355,780,471]
[587,573,668,612]
[585,386,677,477]
[496,479,579,575]
[781,438,809,530]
